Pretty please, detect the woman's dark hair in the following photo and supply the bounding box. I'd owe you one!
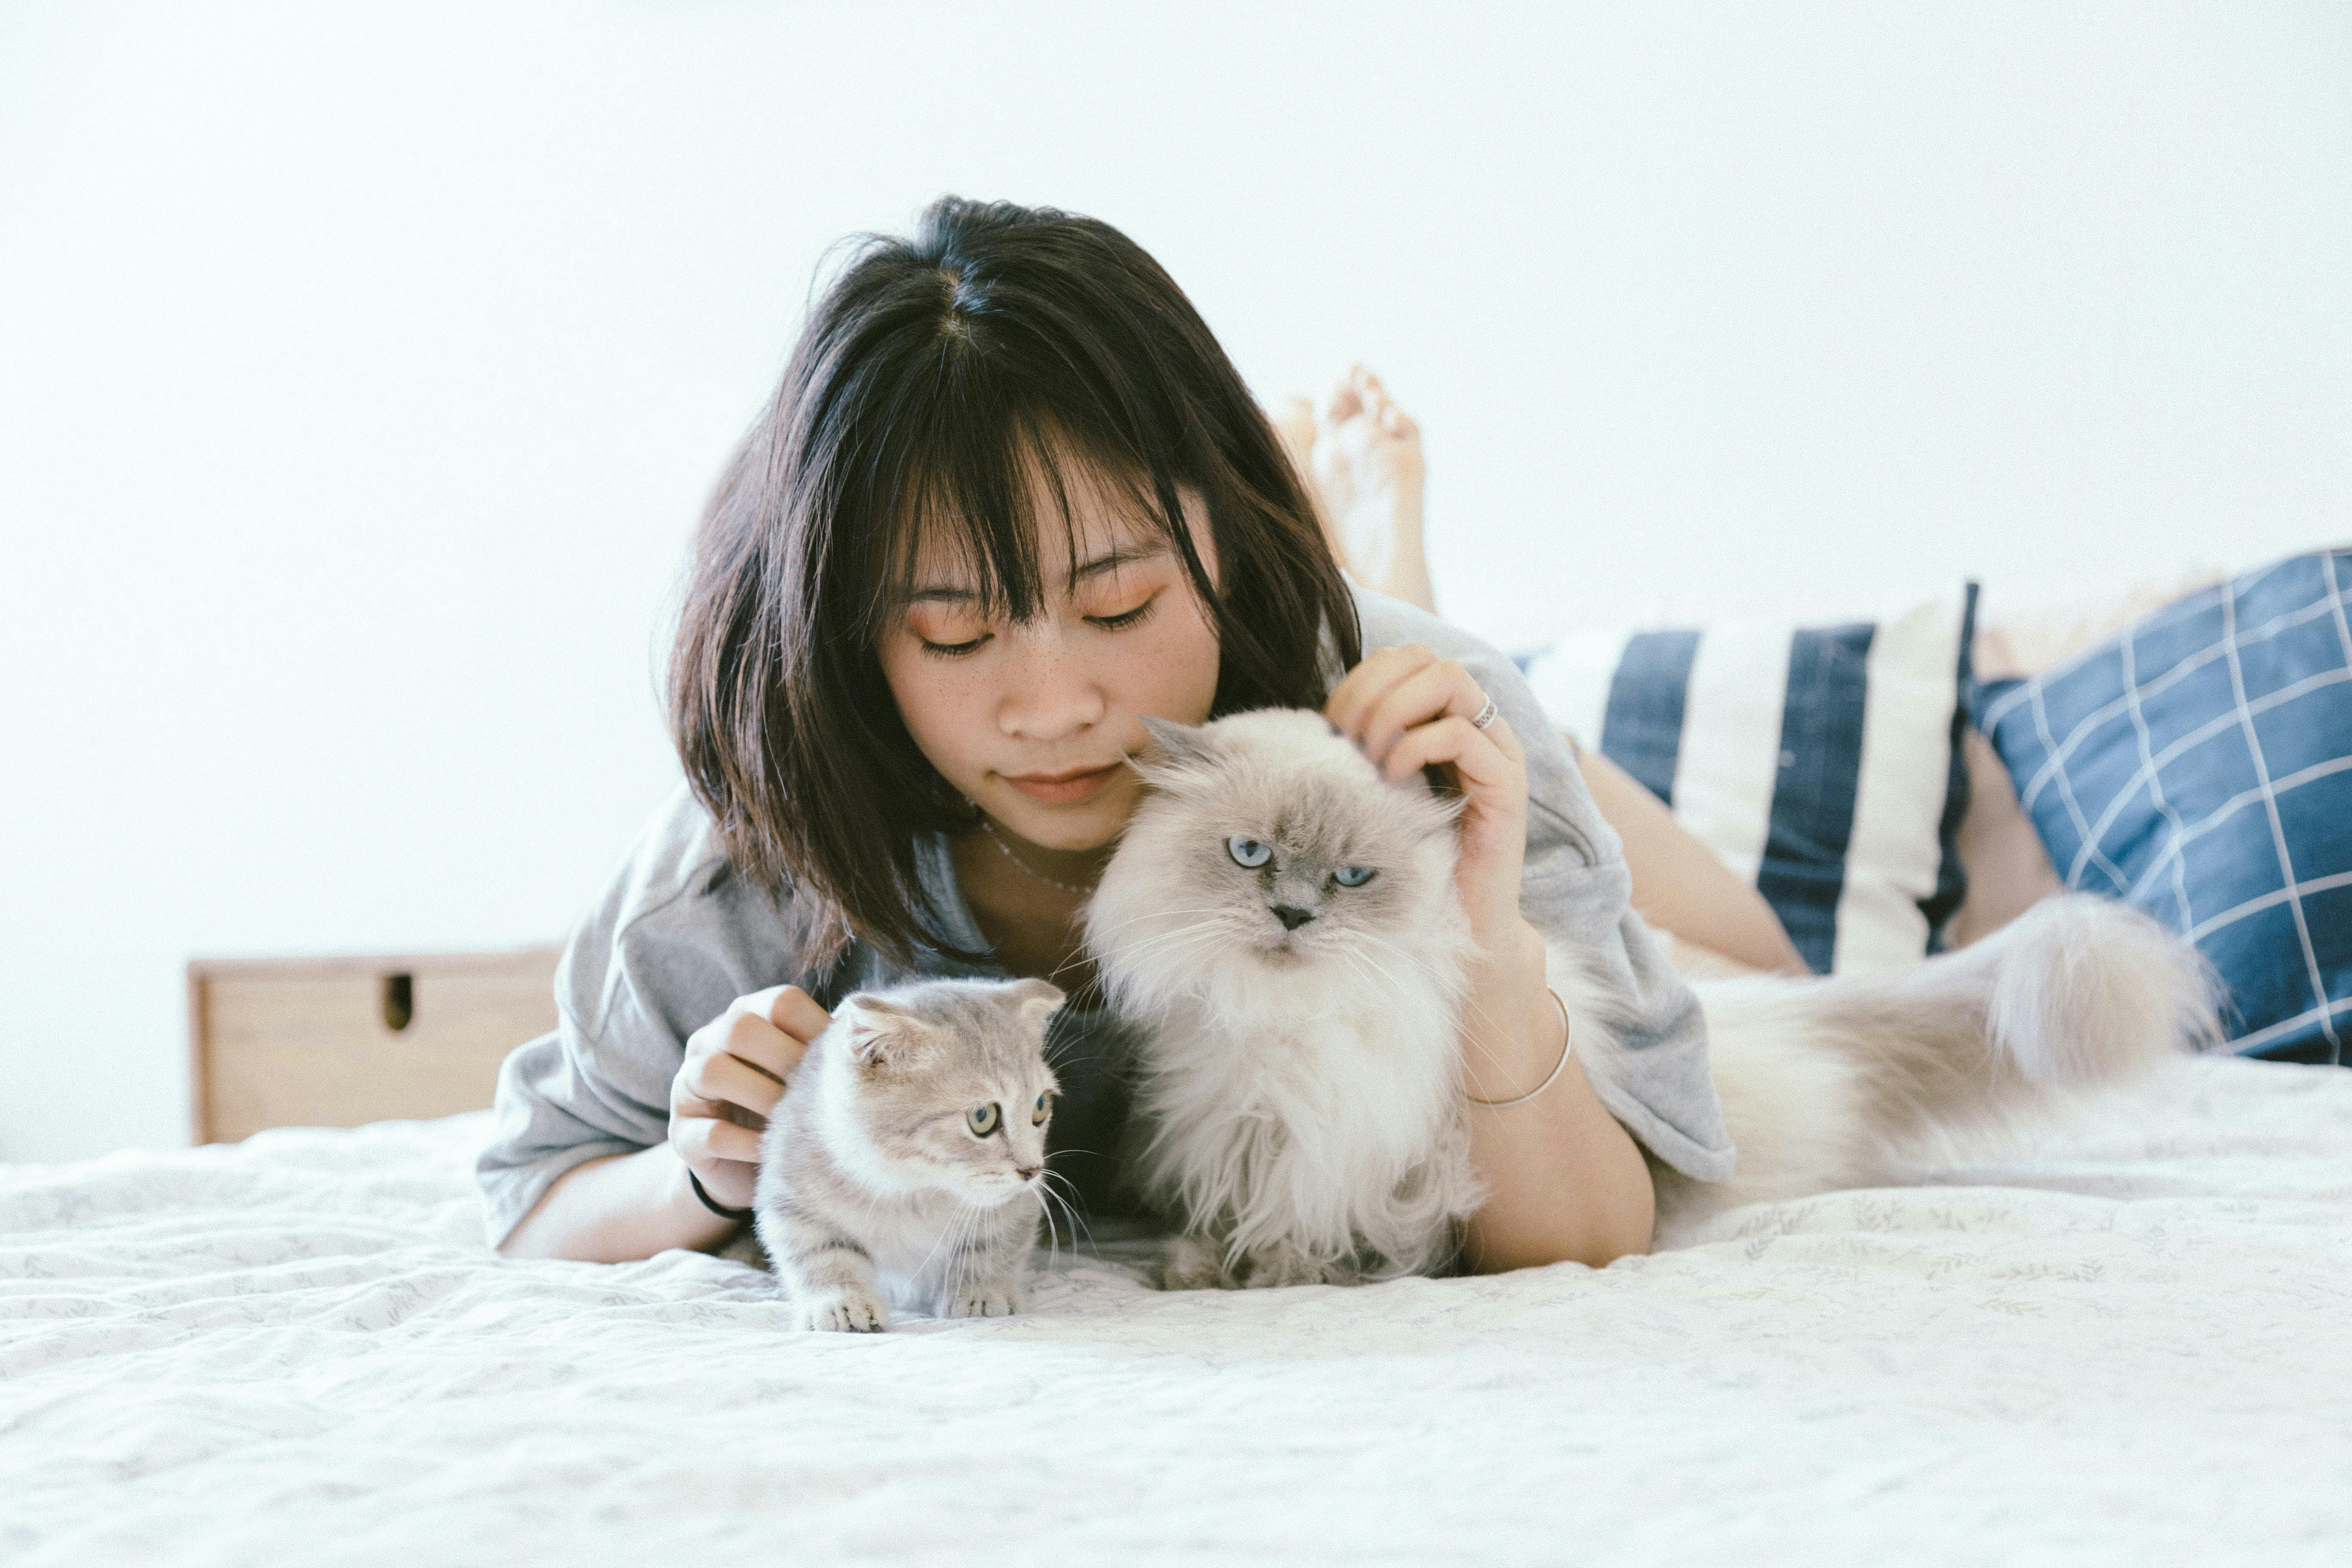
[668,196,1361,969]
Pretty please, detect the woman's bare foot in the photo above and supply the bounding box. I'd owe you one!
[1312,367,1435,613]
[1271,396,1319,491]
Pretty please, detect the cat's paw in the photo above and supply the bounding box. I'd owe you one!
[945,1283,1025,1320]
[795,1286,889,1333]
[1158,1235,1234,1291]
[1235,1246,1343,1289]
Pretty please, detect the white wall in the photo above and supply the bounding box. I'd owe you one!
[2,2,2345,1162]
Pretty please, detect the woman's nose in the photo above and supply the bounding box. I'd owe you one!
[996,624,1105,738]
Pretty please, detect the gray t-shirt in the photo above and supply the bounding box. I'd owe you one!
[475,584,1734,1249]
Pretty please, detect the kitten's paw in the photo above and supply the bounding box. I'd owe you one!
[1158,1235,1234,1291]
[946,1283,1025,1319]
[795,1286,889,1333]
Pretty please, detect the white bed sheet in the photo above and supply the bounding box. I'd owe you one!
[4,1057,2348,1566]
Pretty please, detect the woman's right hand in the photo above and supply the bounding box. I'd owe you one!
[668,985,831,1210]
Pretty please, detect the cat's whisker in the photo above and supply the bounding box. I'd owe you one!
[1108,917,1251,964]
[1084,905,1241,934]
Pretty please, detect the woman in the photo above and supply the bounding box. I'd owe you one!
[481,196,1745,1272]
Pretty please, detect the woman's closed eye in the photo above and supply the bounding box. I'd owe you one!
[1082,593,1159,633]
[919,632,992,658]
[908,605,994,659]
[911,594,1158,657]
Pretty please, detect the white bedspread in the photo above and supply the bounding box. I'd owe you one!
[4,1057,2348,1566]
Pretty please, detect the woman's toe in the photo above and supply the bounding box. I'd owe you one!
[1318,370,1363,429]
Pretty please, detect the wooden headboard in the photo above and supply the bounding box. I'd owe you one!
[187,949,561,1144]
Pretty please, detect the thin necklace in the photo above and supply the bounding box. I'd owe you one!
[980,817,1100,897]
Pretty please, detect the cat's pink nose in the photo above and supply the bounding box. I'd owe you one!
[1017,1166,1041,1182]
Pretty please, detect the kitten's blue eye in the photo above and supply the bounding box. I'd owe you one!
[1032,1092,1050,1127]
[967,1102,1001,1137]
[1334,865,1377,888]
[1227,836,1272,869]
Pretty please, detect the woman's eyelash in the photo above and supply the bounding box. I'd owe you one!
[1089,596,1158,631]
[914,594,1155,656]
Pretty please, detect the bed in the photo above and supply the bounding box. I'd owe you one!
[6,1053,2347,1564]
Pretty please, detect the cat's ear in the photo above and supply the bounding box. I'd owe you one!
[1002,977,1066,1032]
[837,993,934,1067]
[1139,715,1216,774]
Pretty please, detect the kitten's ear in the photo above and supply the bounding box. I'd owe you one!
[837,993,933,1067]
[1003,977,1066,1032]
[1138,715,1216,774]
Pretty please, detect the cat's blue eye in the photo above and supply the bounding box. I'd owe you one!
[1227,836,1272,869]
[967,1102,1001,1137]
[1333,865,1377,888]
[1032,1092,1050,1127]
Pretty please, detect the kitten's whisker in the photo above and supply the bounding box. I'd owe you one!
[1039,1170,1096,1252]
[908,1192,974,1288]
[1033,1186,1061,1274]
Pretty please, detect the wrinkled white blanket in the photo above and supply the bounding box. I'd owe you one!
[4,1057,2348,1566]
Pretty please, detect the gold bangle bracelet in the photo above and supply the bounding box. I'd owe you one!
[1464,985,1573,1109]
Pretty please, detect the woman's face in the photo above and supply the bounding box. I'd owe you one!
[876,461,1223,854]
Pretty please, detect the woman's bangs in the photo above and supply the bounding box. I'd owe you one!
[865,399,1190,635]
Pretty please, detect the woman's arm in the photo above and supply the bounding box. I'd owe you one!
[1454,922,1655,1270]
[489,985,824,1264]
[1328,643,1659,1272]
[1577,747,1808,977]
[497,1143,737,1263]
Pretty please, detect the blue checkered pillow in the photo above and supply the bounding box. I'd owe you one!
[1975,550,2352,1064]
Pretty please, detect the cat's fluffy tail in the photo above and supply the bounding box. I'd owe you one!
[1658,894,2222,1227]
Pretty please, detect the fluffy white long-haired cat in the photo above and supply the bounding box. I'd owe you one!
[1084,709,2220,1288]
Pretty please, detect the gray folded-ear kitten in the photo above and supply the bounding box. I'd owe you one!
[1087,708,2218,1291]
[753,976,1065,1332]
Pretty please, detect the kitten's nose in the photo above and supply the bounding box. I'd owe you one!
[1016,1166,1042,1182]
[1271,904,1316,931]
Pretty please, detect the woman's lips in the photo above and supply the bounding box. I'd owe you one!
[1001,763,1121,805]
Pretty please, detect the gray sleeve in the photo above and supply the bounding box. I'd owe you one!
[1351,587,1735,1182]
[474,786,812,1249]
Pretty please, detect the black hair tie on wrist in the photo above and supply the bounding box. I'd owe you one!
[689,1170,756,1223]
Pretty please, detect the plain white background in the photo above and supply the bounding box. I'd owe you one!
[2,3,2345,1162]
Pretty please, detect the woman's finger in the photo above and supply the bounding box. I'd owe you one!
[1324,643,1438,738]
[719,1011,805,1084]
[674,1109,765,1166]
[1378,713,1513,789]
[738,984,832,1044]
[1356,659,1488,765]
[688,1048,788,1119]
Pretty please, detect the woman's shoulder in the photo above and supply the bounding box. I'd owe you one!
[560,783,824,1046]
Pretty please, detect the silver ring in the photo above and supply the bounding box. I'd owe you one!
[1469,694,1499,730]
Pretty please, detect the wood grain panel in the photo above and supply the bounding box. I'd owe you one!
[189,949,561,1144]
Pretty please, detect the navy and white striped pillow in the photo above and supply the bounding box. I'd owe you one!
[1521,588,1976,974]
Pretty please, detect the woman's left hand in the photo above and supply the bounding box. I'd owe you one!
[1324,643,1530,951]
